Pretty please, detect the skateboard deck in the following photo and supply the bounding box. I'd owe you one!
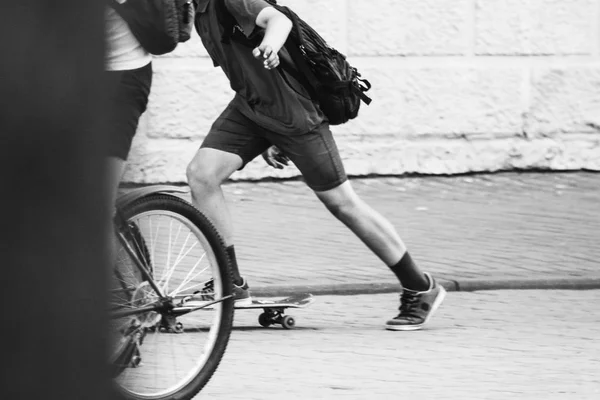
[235,293,315,329]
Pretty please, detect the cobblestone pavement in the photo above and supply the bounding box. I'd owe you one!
[207,172,600,288]
[200,290,600,399]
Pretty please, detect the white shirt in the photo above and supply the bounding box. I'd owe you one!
[105,5,152,71]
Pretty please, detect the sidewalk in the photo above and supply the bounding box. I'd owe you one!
[201,290,600,399]
[142,171,600,295]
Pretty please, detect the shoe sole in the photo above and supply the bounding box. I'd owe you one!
[385,286,447,331]
[234,297,252,307]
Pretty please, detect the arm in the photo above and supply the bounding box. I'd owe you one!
[252,7,292,70]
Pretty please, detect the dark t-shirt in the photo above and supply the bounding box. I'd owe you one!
[195,0,325,134]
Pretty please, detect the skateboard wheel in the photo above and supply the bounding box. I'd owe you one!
[281,315,295,329]
[174,322,184,333]
[258,313,271,327]
[130,355,142,368]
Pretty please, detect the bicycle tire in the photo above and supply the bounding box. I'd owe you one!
[112,193,234,400]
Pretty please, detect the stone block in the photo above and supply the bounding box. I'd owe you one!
[122,135,600,183]
[475,0,594,55]
[527,66,600,136]
[349,0,469,55]
[333,64,524,137]
[336,135,600,175]
[124,138,197,183]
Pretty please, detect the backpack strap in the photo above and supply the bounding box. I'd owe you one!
[213,0,237,44]
[355,75,372,105]
[215,0,266,46]
[278,39,321,99]
[272,5,323,98]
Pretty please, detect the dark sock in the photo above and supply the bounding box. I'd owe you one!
[225,245,243,286]
[388,252,430,292]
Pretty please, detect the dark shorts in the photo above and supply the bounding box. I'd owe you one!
[105,62,153,160]
[201,103,348,192]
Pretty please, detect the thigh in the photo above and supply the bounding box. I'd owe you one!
[268,123,348,192]
[105,62,153,160]
[200,103,271,169]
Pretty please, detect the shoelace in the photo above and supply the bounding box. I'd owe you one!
[398,290,421,316]
[196,279,214,300]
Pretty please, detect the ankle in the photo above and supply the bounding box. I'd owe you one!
[233,277,244,287]
[404,274,431,292]
[225,245,243,285]
[389,252,430,291]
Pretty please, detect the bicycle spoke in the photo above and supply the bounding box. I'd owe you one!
[172,267,211,296]
[169,253,207,297]
[157,231,201,295]
[149,216,160,270]
[172,233,198,270]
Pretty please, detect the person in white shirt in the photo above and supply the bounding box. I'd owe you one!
[105,5,153,205]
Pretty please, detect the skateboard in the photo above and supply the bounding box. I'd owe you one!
[235,293,315,329]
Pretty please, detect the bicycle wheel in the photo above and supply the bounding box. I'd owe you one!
[110,193,234,400]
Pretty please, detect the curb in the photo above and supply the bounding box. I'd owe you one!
[250,277,600,297]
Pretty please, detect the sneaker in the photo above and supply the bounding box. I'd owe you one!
[187,277,252,306]
[180,279,214,306]
[385,272,446,331]
[194,279,215,302]
[233,277,252,306]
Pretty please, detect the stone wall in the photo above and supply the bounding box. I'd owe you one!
[123,0,600,183]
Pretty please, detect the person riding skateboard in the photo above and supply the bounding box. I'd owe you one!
[187,0,445,330]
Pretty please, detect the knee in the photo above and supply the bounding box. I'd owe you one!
[322,196,359,220]
[186,157,222,192]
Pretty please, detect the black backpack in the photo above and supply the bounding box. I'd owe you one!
[215,0,372,126]
[110,0,195,55]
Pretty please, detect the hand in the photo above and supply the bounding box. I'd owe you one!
[252,44,280,70]
[261,146,289,169]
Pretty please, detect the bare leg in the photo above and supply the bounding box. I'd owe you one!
[186,148,246,286]
[315,181,406,264]
[314,180,428,290]
[186,148,242,246]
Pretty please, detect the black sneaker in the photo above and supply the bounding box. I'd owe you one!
[385,272,446,331]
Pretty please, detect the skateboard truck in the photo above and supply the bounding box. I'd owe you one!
[258,307,296,329]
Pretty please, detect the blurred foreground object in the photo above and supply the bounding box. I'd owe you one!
[0,2,112,399]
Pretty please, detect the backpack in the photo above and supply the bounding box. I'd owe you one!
[215,0,372,126]
[110,0,195,55]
